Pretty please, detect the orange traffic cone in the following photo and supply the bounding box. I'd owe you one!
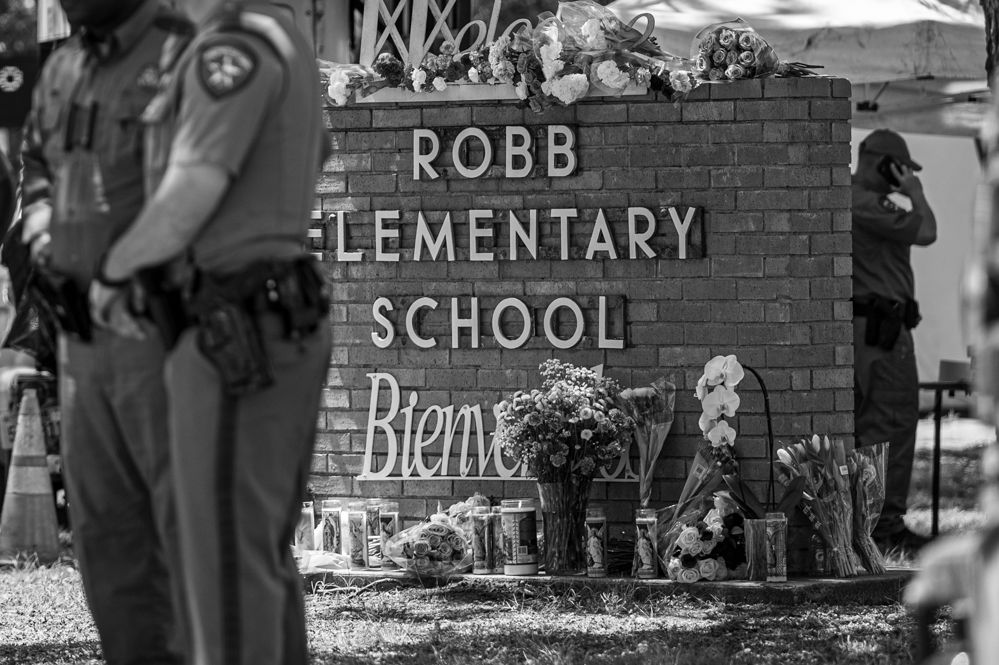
[0,389,59,564]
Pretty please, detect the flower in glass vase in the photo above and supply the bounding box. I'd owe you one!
[495,359,635,575]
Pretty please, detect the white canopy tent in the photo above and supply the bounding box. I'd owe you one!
[607,0,988,391]
[607,0,989,135]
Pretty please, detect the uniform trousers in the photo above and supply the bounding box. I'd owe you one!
[166,310,331,665]
[853,316,920,537]
[60,330,185,665]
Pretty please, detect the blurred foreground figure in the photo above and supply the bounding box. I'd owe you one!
[19,0,192,662]
[92,1,331,663]
[910,79,999,664]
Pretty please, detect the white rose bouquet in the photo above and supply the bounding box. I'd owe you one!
[665,493,749,583]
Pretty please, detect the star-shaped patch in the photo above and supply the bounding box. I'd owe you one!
[136,64,160,90]
[197,42,256,98]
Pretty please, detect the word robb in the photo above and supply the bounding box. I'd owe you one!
[413,125,577,179]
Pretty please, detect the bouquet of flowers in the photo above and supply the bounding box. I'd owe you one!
[849,444,888,574]
[665,493,748,582]
[618,377,676,508]
[656,354,744,568]
[382,520,473,577]
[320,0,705,110]
[494,360,635,482]
[775,435,859,577]
[690,18,820,82]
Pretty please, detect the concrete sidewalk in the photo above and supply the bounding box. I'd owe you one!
[302,568,913,605]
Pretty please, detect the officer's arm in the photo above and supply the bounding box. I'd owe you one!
[103,163,229,281]
[853,188,926,245]
[898,168,937,247]
[103,32,281,280]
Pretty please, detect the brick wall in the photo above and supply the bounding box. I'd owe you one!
[310,77,854,535]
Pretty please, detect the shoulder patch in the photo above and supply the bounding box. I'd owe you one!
[878,196,902,213]
[197,41,257,98]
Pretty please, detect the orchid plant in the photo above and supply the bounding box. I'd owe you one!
[695,354,744,468]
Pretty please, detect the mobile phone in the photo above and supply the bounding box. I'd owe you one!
[877,155,901,187]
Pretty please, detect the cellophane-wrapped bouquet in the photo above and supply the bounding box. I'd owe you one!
[690,18,818,82]
[775,435,859,577]
[322,0,697,110]
[383,519,473,577]
[657,355,743,570]
[665,494,748,583]
[849,444,888,574]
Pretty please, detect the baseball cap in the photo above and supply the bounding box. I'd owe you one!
[859,129,922,171]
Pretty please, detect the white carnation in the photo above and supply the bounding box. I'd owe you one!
[548,73,589,105]
[327,70,350,106]
[432,76,447,92]
[468,68,480,83]
[515,81,529,100]
[411,67,427,90]
[595,60,629,91]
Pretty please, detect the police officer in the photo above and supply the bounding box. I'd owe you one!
[19,0,191,663]
[92,1,330,663]
[852,129,937,553]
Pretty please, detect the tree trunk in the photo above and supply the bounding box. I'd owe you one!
[984,0,999,87]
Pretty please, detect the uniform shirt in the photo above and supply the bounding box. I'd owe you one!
[143,1,324,275]
[20,0,176,288]
[852,175,926,304]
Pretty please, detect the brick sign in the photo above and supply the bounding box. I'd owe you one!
[315,78,854,525]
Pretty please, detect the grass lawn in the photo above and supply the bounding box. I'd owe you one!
[1,421,988,664]
[0,560,959,665]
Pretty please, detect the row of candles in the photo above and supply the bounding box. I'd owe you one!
[295,498,663,578]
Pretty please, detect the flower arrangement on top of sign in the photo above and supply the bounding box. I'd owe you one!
[321,0,819,111]
[689,19,819,82]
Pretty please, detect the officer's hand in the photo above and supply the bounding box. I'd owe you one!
[106,296,146,340]
[89,281,145,340]
[891,162,924,197]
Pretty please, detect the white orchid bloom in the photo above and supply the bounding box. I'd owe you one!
[702,355,728,386]
[695,374,709,401]
[698,410,716,435]
[702,385,740,419]
[707,420,737,448]
[720,355,745,388]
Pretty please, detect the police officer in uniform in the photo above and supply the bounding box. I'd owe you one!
[852,129,937,553]
[19,0,191,663]
[92,1,331,663]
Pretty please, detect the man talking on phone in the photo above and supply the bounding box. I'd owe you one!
[852,128,938,553]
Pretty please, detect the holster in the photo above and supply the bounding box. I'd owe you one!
[189,256,328,396]
[194,295,273,396]
[29,268,92,342]
[854,296,920,351]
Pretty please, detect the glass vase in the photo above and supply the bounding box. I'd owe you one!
[537,477,592,576]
